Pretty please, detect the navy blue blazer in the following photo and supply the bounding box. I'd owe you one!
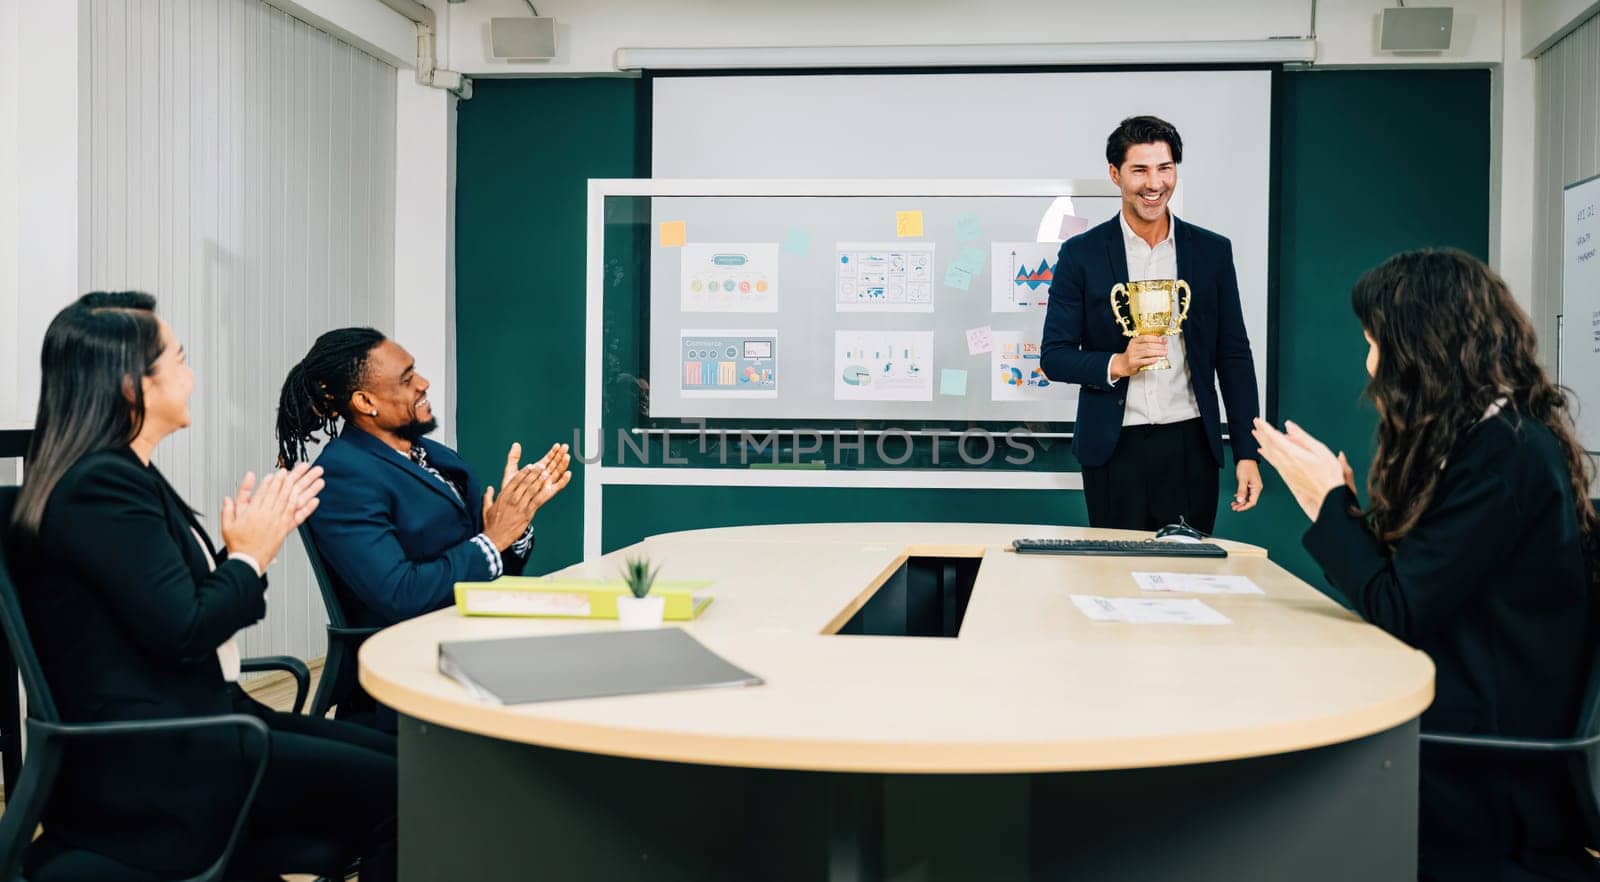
[1039,213,1260,469]
[307,425,530,626]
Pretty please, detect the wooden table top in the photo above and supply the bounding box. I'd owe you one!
[361,522,1433,774]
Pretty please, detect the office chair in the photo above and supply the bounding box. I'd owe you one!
[0,488,349,881]
[1419,641,1600,849]
[298,525,380,723]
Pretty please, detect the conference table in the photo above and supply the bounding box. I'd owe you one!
[360,522,1434,882]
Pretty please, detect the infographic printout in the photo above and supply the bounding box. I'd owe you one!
[835,242,936,313]
[834,331,934,402]
[681,244,779,313]
[991,330,1054,402]
[681,330,778,398]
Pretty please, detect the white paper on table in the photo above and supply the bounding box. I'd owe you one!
[1131,572,1264,596]
[1069,595,1232,625]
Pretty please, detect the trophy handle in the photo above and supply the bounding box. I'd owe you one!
[1109,283,1135,337]
[1173,280,1191,332]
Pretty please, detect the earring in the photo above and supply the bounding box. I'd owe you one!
[369,410,378,416]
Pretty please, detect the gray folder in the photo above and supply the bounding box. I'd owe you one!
[437,627,764,705]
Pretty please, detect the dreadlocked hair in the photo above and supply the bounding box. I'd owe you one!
[276,327,386,467]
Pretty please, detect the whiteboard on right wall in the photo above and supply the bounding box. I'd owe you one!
[1562,174,1600,453]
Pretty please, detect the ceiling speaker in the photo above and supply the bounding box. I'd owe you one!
[1379,7,1453,53]
[490,17,556,61]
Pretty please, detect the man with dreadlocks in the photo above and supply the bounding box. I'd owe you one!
[276,327,571,631]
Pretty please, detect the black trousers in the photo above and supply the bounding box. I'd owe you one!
[227,687,398,881]
[1081,418,1221,534]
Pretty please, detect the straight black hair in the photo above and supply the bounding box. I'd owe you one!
[10,292,164,538]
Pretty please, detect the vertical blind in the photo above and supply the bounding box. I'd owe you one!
[83,0,398,663]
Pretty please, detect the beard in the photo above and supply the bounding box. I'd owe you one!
[396,416,439,443]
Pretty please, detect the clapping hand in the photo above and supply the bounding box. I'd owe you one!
[482,442,573,551]
[1251,418,1347,521]
[221,462,324,568]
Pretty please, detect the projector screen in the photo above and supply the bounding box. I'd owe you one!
[650,70,1272,421]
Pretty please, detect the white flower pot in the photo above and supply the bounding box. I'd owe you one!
[615,594,665,629]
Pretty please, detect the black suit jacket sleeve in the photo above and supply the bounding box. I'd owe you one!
[1302,467,1519,645]
[1040,237,1119,391]
[48,456,266,661]
[1213,240,1261,462]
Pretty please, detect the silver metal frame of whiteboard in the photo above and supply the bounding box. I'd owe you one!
[584,178,1120,560]
[1561,172,1600,456]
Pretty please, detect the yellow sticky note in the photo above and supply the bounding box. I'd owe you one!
[895,211,924,238]
[659,220,687,248]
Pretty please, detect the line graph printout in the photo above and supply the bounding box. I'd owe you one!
[991,241,1060,313]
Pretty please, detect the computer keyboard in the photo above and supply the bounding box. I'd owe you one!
[1011,538,1229,558]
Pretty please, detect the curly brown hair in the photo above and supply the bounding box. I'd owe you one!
[1352,249,1597,561]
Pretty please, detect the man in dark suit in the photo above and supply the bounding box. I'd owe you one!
[1040,116,1262,534]
[276,328,571,629]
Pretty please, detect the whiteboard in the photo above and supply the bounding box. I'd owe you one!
[646,190,1121,421]
[1561,174,1600,453]
[652,70,1272,419]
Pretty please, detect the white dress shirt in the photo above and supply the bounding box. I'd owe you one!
[189,527,262,683]
[1116,211,1203,427]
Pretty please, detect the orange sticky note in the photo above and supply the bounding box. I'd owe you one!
[895,211,924,238]
[659,220,686,248]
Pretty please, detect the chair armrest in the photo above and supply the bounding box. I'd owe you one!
[242,655,311,714]
[328,625,380,640]
[1420,730,1600,753]
[0,714,271,882]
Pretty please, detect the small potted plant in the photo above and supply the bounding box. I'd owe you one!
[616,555,665,629]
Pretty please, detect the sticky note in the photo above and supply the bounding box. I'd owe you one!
[966,326,994,355]
[1058,214,1090,239]
[782,229,811,256]
[955,213,983,241]
[940,369,969,397]
[944,264,973,290]
[659,220,686,248]
[895,210,924,238]
[956,247,986,274]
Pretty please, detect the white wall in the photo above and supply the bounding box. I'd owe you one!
[3,1,82,428]
[437,0,1502,75]
[1525,0,1600,54]
[1495,0,1539,314]
[80,0,399,664]
[394,76,459,446]
[263,0,416,67]
[0,0,18,428]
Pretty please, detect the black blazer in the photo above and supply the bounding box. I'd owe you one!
[1304,413,1597,877]
[307,424,531,628]
[7,447,266,875]
[1039,214,1260,469]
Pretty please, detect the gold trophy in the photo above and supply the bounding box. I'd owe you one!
[1110,279,1191,372]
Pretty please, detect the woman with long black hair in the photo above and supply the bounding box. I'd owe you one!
[5,291,396,880]
[1255,249,1599,881]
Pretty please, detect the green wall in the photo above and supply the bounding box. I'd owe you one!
[455,69,1490,595]
[455,78,645,572]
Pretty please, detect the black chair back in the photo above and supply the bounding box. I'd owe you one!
[0,487,61,724]
[1570,622,1600,847]
[298,524,353,630]
[297,524,378,724]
